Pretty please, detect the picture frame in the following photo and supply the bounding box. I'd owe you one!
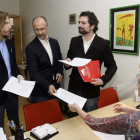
[69,13,76,24]
[110,5,140,55]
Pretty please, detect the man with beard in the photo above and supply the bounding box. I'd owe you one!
[25,16,63,103]
[0,11,24,135]
[64,11,117,116]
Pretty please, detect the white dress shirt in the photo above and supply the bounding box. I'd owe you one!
[39,36,53,65]
[82,34,96,54]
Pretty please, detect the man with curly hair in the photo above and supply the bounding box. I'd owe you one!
[65,11,117,116]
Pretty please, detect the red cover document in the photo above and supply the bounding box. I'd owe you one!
[78,60,101,82]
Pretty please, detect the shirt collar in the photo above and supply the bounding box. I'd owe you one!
[0,38,6,44]
[38,36,49,44]
[82,34,96,44]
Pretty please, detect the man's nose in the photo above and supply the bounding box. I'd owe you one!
[78,23,82,28]
[38,30,42,34]
[9,24,12,29]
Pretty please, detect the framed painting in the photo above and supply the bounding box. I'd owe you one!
[110,5,140,55]
[69,13,76,24]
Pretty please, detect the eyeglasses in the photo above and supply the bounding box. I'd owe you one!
[34,27,47,32]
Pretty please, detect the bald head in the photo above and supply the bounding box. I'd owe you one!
[32,16,48,28]
[32,16,48,41]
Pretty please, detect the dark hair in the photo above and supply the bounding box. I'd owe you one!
[79,11,99,33]
[0,11,9,41]
[32,16,48,26]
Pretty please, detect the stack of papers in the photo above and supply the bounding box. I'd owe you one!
[0,128,7,140]
[93,130,125,140]
[31,123,57,139]
[2,76,35,98]
[54,88,87,109]
[59,57,91,67]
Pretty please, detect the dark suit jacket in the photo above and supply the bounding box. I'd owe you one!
[66,35,117,99]
[25,37,63,97]
[0,39,20,105]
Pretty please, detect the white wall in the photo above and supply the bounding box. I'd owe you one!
[19,0,140,100]
[0,0,19,15]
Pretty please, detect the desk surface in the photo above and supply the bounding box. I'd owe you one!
[9,98,139,140]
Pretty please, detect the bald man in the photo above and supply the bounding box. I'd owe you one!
[25,16,63,103]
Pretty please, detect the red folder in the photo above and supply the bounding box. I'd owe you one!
[78,60,101,82]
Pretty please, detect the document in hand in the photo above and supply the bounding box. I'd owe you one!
[2,76,35,98]
[31,123,58,139]
[59,57,91,67]
[54,88,87,109]
[0,128,7,140]
[78,60,101,82]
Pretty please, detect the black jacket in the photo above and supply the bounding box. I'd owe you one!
[66,35,117,99]
[0,39,20,105]
[25,37,63,97]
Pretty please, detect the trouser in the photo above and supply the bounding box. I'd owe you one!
[0,94,19,135]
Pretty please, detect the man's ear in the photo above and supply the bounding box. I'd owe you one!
[91,24,95,30]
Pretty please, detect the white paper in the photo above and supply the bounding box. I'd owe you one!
[0,128,7,140]
[54,88,87,109]
[2,76,35,98]
[59,57,91,67]
[132,90,140,102]
[114,78,137,91]
[93,130,125,140]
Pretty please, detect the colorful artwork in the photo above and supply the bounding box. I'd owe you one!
[110,5,140,55]
[116,13,135,47]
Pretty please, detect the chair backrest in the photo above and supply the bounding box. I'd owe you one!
[97,87,119,109]
[23,99,63,131]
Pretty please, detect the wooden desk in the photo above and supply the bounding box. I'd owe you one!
[9,98,140,140]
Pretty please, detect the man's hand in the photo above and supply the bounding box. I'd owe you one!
[64,58,71,67]
[17,75,24,83]
[90,78,104,86]
[56,73,63,83]
[49,85,57,95]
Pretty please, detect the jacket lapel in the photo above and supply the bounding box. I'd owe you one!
[6,40,12,64]
[49,38,55,66]
[85,34,98,56]
[0,40,11,67]
[0,51,5,65]
[78,36,85,56]
[35,37,52,66]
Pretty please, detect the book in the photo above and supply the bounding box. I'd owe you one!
[31,123,58,139]
[78,60,101,82]
[30,131,59,140]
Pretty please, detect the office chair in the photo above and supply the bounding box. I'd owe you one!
[23,99,63,131]
[97,87,119,109]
